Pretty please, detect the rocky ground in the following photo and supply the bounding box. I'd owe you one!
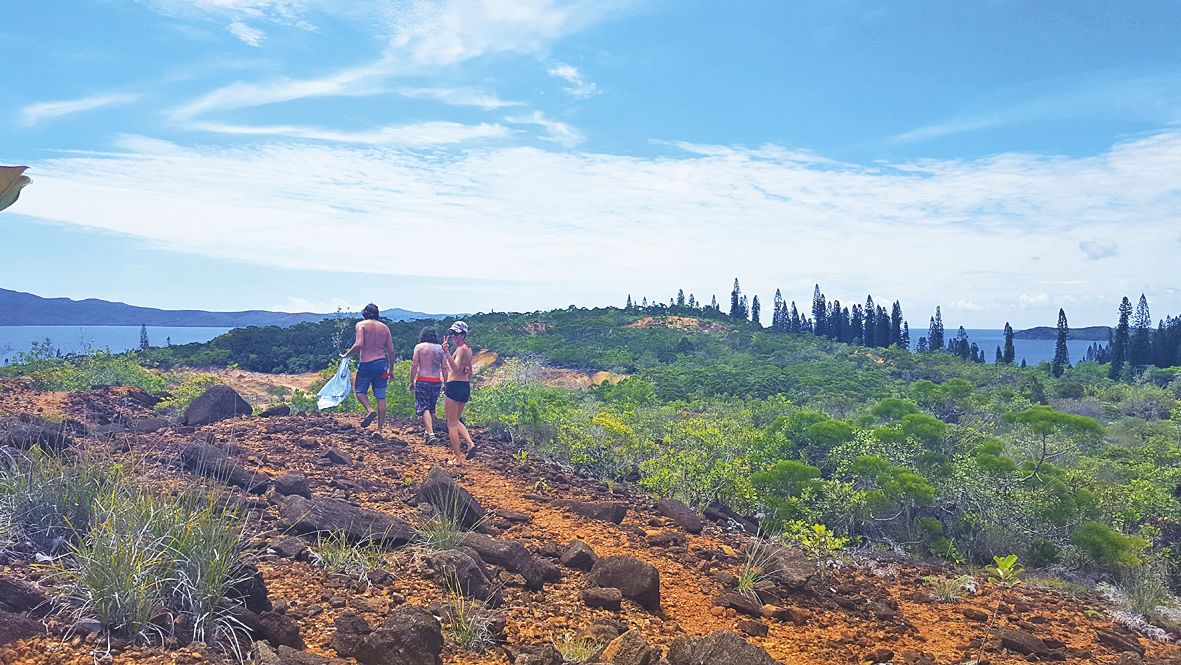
[1,378,1178,665]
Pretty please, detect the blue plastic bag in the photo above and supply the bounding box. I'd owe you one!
[317,358,352,410]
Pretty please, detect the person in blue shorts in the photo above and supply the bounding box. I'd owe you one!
[340,304,396,434]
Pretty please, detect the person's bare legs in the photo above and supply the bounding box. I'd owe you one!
[455,402,474,452]
[445,397,464,465]
[377,398,387,430]
[422,408,435,436]
[356,392,372,417]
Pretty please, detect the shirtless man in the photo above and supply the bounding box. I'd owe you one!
[409,326,445,443]
[340,304,396,433]
[441,321,476,465]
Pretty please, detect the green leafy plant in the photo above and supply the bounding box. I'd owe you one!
[155,373,223,414]
[442,575,496,652]
[511,449,530,466]
[552,633,600,662]
[925,575,975,602]
[311,531,387,584]
[783,522,849,580]
[735,536,780,599]
[976,554,1024,663]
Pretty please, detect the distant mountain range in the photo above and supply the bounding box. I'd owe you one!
[0,288,439,327]
[1014,325,1112,341]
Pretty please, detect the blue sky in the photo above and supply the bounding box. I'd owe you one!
[2,0,1179,327]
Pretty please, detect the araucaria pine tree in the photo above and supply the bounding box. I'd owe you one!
[789,302,801,333]
[139,324,150,350]
[710,295,718,312]
[729,279,743,319]
[1051,308,1070,377]
[875,307,890,348]
[928,307,945,350]
[751,295,761,325]
[812,285,827,337]
[626,294,633,309]
[901,321,910,349]
[1110,297,1132,379]
[676,289,685,307]
[890,301,903,346]
[850,305,864,344]
[863,295,876,346]
[1129,294,1152,367]
[772,289,785,331]
[1001,322,1015,364]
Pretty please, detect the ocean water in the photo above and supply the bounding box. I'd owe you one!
[0,326,230,364]
[915,329,1097,366]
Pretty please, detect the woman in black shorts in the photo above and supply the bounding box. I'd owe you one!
[441,321,476,465]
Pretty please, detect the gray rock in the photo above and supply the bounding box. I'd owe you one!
[259,611,303,649]
[183,384,252,426]
[656,498,704,535]
[424,549,497,603]
[0,610,42,646]
[666,631,782,665]
[259,405,292,418]
[349,606,443,665]
[555,499,628,524]
[457,532,547,590]
[274,472,312,498]
[560,540,597,571]
[582,587,623,611]
[271,537,309,560]
[279,495,414,547]
[180,442,268,494]
[588,556,660,612]
[601,630,656,665]
[0,576,50,615]
[416,466,485,530]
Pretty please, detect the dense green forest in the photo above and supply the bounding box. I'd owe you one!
[6,288,1181,609]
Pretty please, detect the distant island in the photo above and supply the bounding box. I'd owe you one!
[0,288,439,327]
[1014,325,1112,341]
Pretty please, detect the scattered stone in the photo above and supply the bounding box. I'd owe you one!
[259,405,292,418]
[324,448,352,465]
[666,630,782,665]
[0,610,42,646]
[182,385,252,426]
[555,499,628,524]
[1095,628,1145,656]
[424,549,497,603]
[457,532,547,590]
[275,645,336,665]
[274,472,312,498]
[347,606,443,665]
[279,495,415,547]
[415,466,486,530]
[588,556,661,612]
[259,611,303,649]
[72,618,104,635]
[270,537,309,560]
[655,498,704,534]
[329,614,372,657]
[582,587,623,611]
[737,619,768,637]
[492,508,532,524]
[961,607,989,622]
[231,563,273,613]
[864,648,894,663]
[1117,652,1145,665]
[996,627,1061,659]
[601,629,657,665]
[180,442,268,494]
[717,592,763,618]
[0,576,50,615]
[560,540,598,571]
[130,416,171,434]
[513,645,565,665]
[251,640,280,665]
[645,530,685,547]
[764,546,817,588]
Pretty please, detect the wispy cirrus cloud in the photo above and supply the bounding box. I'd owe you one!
[505,111,585,146]
[189,120,509,145]
[547,62,599,99]
[21,93,140,126]
[398,87,522,110]
[893,68,1181,144]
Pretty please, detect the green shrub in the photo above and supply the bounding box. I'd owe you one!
[0,447,122,548]
[155,373,223,414]
[2,351,167,393]
[442,575,496,652]
[1071,521,1149,571]
[1025,540,1061,568]
[312,531,387,583]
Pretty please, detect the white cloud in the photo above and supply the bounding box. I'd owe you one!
[189,120,509,145]
[271,296,359,313]
[21,93,140,126]
[505,111,585,146]
[228,21,265,46]
[15,131,1181,325]
[547,62,599,98]
[399,87,522,110]
[1078,239,1119,260]
[950,299,983,311]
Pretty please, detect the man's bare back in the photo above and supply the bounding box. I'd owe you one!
[356,319,393,362]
